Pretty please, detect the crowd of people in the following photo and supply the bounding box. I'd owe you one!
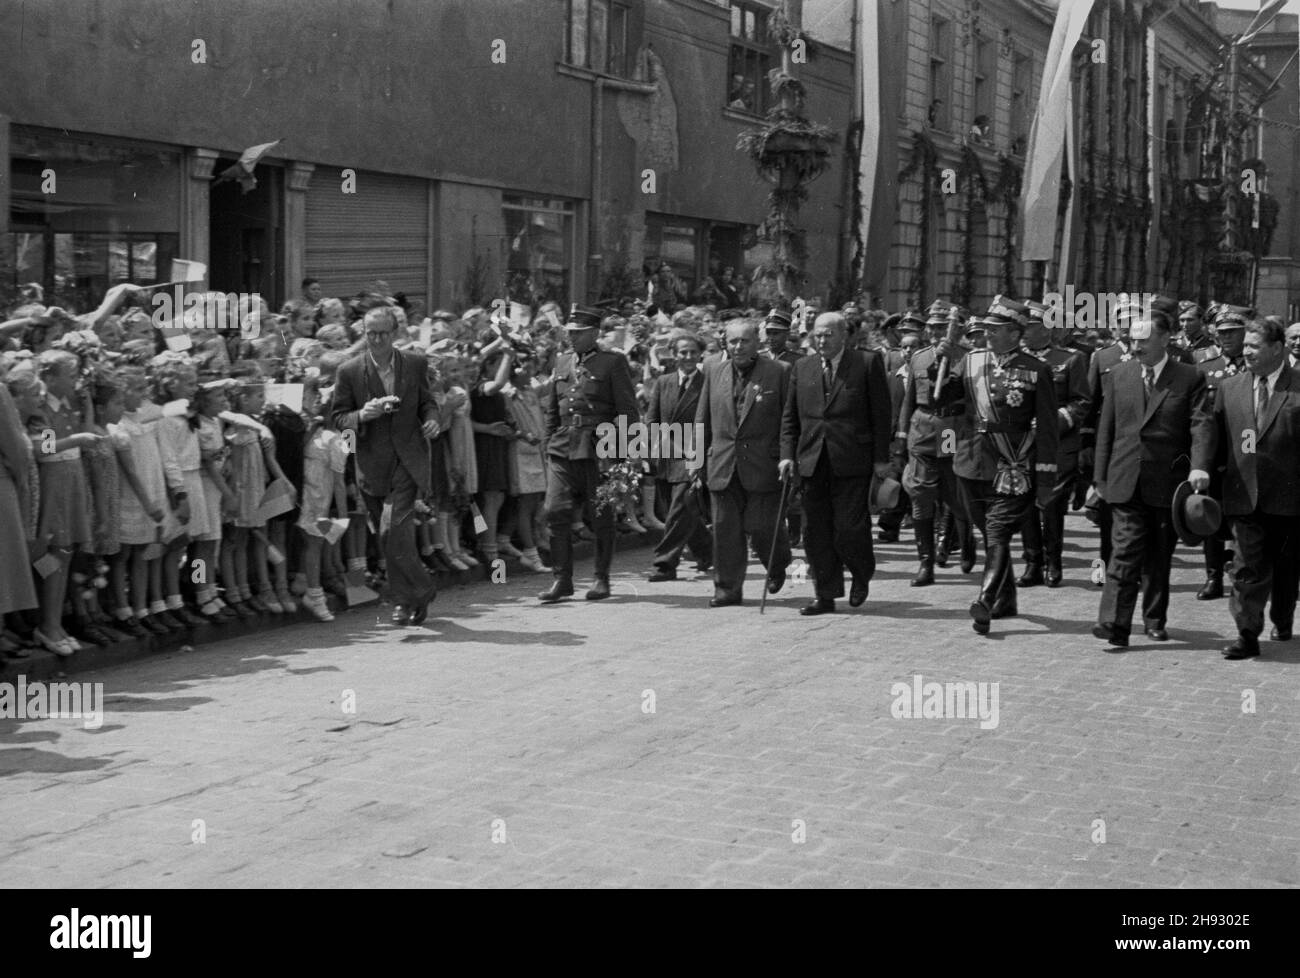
[0,271,1297,663]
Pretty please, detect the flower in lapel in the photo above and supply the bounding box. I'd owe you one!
[752,382,763,403]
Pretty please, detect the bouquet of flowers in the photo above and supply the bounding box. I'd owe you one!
[594,458,643,515]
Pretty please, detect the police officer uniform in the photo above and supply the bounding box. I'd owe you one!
[896,300,975,585]
[1017,299,1090,588]
[539,306,640,602]
[1191,303,1251,600]
[946,297,1060,634]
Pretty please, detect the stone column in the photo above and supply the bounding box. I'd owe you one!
[183,147,219,268]
[283,161,315,304]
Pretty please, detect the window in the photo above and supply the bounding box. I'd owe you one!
[971,37,994,144]
[644,216,699,302]
[502,196,576,308]
[727,1,772,115]
[929,16,952,131]
[8,133,181,310]
[1009,51,1033,156]
[567,0,630,76]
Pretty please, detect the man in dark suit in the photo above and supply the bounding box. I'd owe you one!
[779,311,893,615]
[538,306,640,603]
[695,318,791,606]
[1092,318,1211,647]
[646,330,711,581]
[1191,318,1300,659]
[331,307,440,626]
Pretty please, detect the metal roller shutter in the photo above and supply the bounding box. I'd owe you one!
[305,168,428,306]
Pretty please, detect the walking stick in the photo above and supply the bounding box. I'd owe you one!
[760,468,794,615]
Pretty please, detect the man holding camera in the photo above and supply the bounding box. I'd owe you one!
[332,306,440,626]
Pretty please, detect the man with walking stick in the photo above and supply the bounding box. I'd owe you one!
[694,318,792,607]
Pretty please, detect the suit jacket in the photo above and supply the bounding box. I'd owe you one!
[1192,366,1300,516]
[696,356,789,493]
[781,349,892,478]
[1094,358,1210,508]
[646,369,704,484]
[331,349,437,497]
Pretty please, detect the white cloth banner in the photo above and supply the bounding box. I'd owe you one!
[1020,0,1095,262]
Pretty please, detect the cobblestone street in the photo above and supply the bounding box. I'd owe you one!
[2,515,1296,888]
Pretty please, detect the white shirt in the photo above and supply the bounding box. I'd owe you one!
[1255,363,1284,400]
[820,348,845,379]
[1141,353,1170,386]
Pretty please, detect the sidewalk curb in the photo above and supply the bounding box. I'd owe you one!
[2,530,663,682]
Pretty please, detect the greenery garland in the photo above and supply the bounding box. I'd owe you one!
[897,130,942,305]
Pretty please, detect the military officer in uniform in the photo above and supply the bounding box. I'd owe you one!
[878,312,924,543]
[1179,302,1216,358]
[1016,299,1090,588]
[762,309,802,367]
[1190,303,1251,600]
[941,297,1060,635]
[896,300,975,586]
[539,305,640,603]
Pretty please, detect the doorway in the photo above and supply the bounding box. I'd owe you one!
[209,160,283,310]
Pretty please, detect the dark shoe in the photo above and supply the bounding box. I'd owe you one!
[1016,562,1044,588]
[1223,636,1260,660]
[694,560,713,573]
[960,527,978,574]
[139,614,171,636]
[934,546,951,568]
[1270,625,1292,641]
[876,529,899,543]
[1044,561,1063,588]
[538,579,575,603]
[1144,627,1169,642]
[766,566,786,594]
[408,585,438,627]
[849,578,869,607]
[175,607,208,628]
[585,578,611,600]
[228,602,257,622]
[1092,623,1129,647]
[117,617,149,639]
[75,623,115,647]
[709,593,743,608]
[969,600,991,635]
[323,576,349,600]
[1197,572,1224,600]
[647,568,677,583]
[156,609,188,631]
[390,605,411,625]
[989,603,1018,620]
[800,598,836,616]
[911,560,934,587]
[245,594,270,614]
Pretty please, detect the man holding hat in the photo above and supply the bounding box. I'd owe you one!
[942,296,1059,634]
[896,301,976,586]
[539,305,640,603]
[1191,303,1251,601]
[1016,299,1090,588]
[1191,317,1300,659]
[1091,317,1212,647]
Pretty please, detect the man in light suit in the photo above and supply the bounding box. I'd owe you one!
[1093,318,1211,647]
[695,318,791,606]
[780,312,894,615]
[647,330,712,581]
[331,307,440,626]
[1191,318,1300,659]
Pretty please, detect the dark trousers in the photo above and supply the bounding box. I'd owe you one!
[877,486,911,533]
[710,474,789,598]
[802,450,874,600]
[1097,499,1177,631]
[1021,469,1076,565]
[544,457,615,581]
[1229,512,1300,638]
[653,479,713,571]
[960,478,1034,612]
[905,452,962,521]
[361,462,434,606]
[1098,500,1113,567]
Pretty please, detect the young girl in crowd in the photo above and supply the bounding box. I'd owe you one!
[504,354,550,573]
[296,379,350,621]
[111,365,184,636]
[154,358,211,630]
[29,349,99,656]
[470,345,516,567]
[440,353,479,571]
[193,378,238,620]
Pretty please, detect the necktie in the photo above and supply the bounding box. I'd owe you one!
[822,357,833,394]
[1142,365,1154,401]
[1256,377,1269,427]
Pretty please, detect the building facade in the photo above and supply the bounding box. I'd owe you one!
[1,0,854,314]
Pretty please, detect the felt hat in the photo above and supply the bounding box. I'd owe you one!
[1172,480,1223,546]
